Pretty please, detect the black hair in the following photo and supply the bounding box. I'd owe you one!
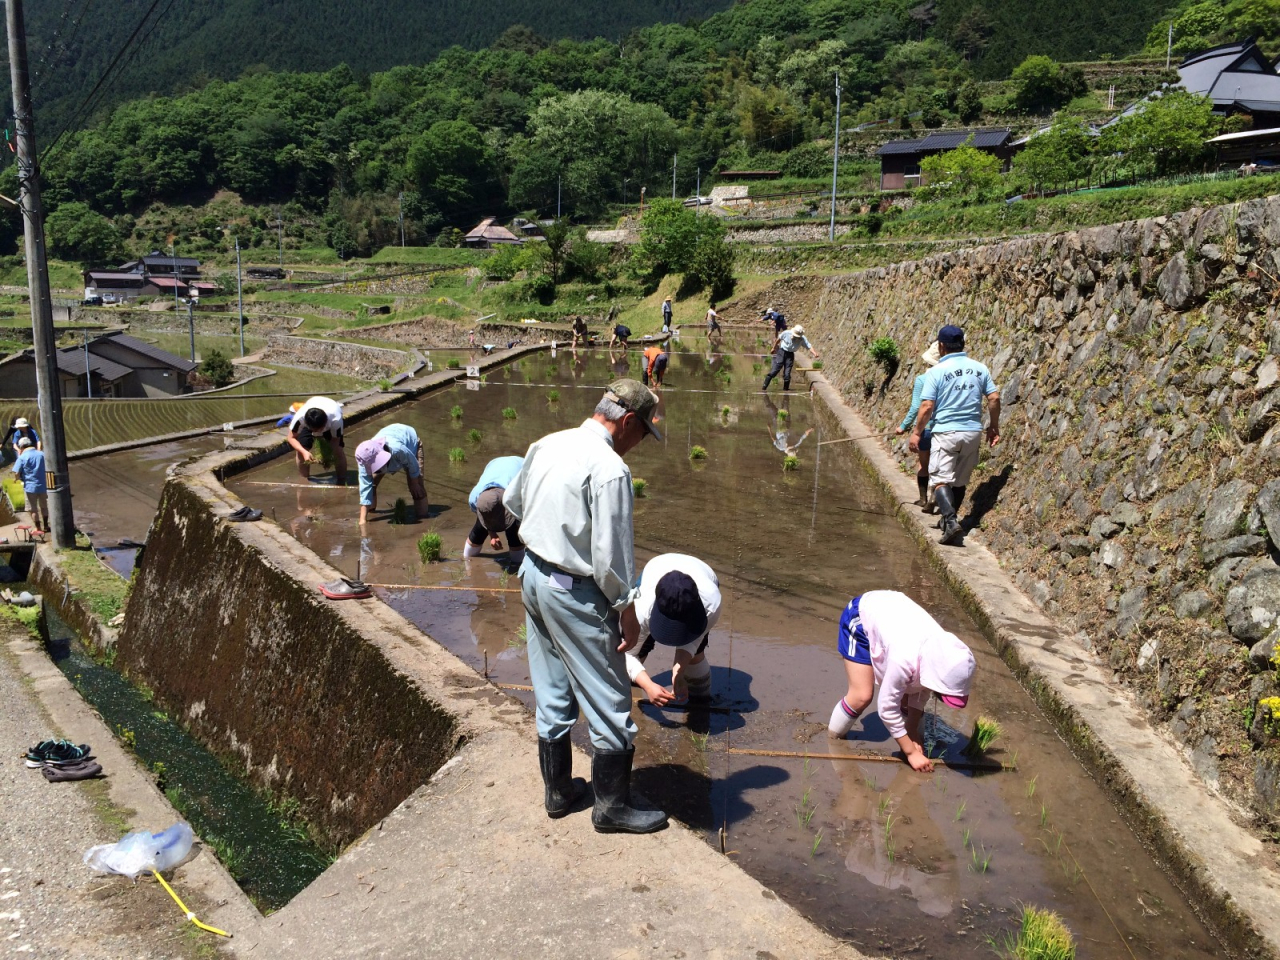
[303,408,328,431]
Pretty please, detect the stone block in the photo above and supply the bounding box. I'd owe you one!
[1099,541,1127,569]
[1249,628,1280,670]
[1191,735,1219,786]
[1116,585,1147,636]
[1062,536,1093,558]
[1202,535,1267,566]
[1201,479,1257,542]
[1157,252,1193,309]
[1252,479,1280,552]
[1090,516,1120,540]
[1174,589,1214,619]
[1225,570,1280,641]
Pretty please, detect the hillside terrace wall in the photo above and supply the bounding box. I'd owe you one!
[755,194,1280,826]
[261,334,415,380]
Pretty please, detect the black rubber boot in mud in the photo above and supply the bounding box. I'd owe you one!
[591,748,668,834]
[916,474,929,507]
[935,486,964,546]
[538,736,584,819]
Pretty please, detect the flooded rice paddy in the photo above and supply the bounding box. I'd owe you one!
[224,334,1222,958]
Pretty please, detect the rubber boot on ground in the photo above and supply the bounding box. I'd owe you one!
[591,747,668,834]
[915,474,929,507]
[935,485,964,546]
[538,735,584,819]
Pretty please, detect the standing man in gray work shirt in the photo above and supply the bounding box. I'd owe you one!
[503,378,667,834]
[762,323,820,392]
[909,325,1000,546]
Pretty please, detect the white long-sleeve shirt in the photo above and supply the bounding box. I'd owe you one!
[859,590,954,739]
[625,554,721,681]
[503,419,637,612]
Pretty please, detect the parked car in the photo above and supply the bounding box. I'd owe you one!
[82,295,103,306]
[102,294,120,304]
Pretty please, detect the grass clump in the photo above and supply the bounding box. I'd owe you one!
[2,475,25,510]
[868,336,899,369]
[502,407,518,420]
[446,357,462,369]
[782,454,800,471]
[468,428,482,443]
[721,404,731,418]
[376,377,393,391]
[994,906,1076,960]
[812,360,824,370]
[390,498,413,525]
[632,478,647,497]
[548,389,560,402]
[962,717,1002,758]
[57,547,128,622]
[417,531,443,563]
[689,445,707,461]
[449,405,463,420]
[448,447,466,463]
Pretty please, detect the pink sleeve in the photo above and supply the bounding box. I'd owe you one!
[877,664,911,739]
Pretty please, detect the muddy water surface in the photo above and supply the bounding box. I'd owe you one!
[227,339,1220,958]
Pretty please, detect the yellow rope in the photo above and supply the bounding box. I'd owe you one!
[1058,837,1138,960]
[151,869,232,938]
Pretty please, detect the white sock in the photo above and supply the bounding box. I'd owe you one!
[828,698,860,738]
[462,539,481,558]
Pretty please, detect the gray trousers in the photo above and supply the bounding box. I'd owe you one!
[519,553,636,751]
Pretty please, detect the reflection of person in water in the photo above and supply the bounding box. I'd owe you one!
[764,394,813,456]
[829,758,959,919]
[609,347,630,377]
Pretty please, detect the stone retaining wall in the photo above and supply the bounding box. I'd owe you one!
[262,335,413,380]
[748,194,1280,826]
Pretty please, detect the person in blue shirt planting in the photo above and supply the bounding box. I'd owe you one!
[354,424,428,526]
[463,455,525,561]
[908,325,1000,546]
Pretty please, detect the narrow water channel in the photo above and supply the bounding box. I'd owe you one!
[43,607,332,911]
[220,335,1220,957]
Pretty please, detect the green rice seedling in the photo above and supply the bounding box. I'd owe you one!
[1026,775,1038,799]
[1009,750,1020,769]
[1040,804,1049,828]
[752,362,762,375]
[391,498,413,525]
[502,407,518,420]
[448,447,466,463]
[876,794,890,819]
[689,445,707,461]
[961,716,1002,757]
[782,455,800,471]
[884,816,897,862]
[954,800,966,822]
[962,826,971,848]
[545,365,559,379]
[994,905,1076,960]
[862,776,877,792]
[468,428,482,443]
[811,829,824,858]
[690,732,710,752]
[498,570,510,588]
[417,531,443,563]
[509,623,528,648]
[777,409,789,421]
[446,357,462,369]
[721,404,731,418]
[812,360,824,370]
[548,389,560,402]
[450,405,463,420]
[632,478,647,497]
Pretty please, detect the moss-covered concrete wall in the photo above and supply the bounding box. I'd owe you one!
[745,194,1280,827]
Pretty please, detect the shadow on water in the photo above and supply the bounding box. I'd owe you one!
[43,608,332,911]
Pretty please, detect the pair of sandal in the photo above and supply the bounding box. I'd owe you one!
[226,506,262,522]
[319,578,372,600]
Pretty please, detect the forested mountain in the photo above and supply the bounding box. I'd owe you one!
[10,0,1275,263]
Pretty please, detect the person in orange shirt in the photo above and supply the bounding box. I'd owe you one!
[642,344,669,388]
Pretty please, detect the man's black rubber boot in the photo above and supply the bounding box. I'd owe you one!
[935,486,964,545]
[916,474,929,507]
[538,736,584,819]
[591,747,668,834]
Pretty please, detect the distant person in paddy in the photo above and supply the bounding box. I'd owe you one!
[463,455,525,561]
[761,306,787,336]
[762,323,820,392]
[609,323,632,348]
[895,341,941,511]
[642,343,669,388]
[909,325,1000,546]
[705,302,722,338]
[827,590,976,773]
[625,553,721,707]
[355,424,428,525]
[571,315,590,348]
[1,416,40,465]
[661,296,673,332]
[11,437,48,533]
[286,395,348,485]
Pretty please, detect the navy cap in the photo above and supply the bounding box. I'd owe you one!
[648,571,708,646]
[938,325,965,347]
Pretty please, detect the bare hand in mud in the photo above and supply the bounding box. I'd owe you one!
[906,750,934,773]
[644,683,676,706]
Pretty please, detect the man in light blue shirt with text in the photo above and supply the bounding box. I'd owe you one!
[909,325,1000,546]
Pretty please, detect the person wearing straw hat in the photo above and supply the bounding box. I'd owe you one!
[625,554,722,707]
[827,590,976,773]
[761,306,787,336]
[896,341,941,511]
[504,378,667,833]
[908,325,1000,546]
[11,436,48,532]
[2,417,40,463]
[463,455,525,561]
[762,323,819,392]
[354,424,427,525]
[661,296,673,333]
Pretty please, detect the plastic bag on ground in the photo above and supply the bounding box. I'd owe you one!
[84,823,195,878]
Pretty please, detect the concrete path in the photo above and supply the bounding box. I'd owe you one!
[240,728,871,960]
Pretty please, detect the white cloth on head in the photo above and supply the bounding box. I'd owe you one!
[503,419,637,612]
[857,590,973,739]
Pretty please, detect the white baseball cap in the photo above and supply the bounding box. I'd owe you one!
[14,417,29,428]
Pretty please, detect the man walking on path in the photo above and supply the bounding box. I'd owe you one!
[762,324,820,392]
[11,437,47,532]
[504,379,667,834]
[909,325,999,546]
[286,396,348,485]
[661,296,673,332]
[463,455,525,561]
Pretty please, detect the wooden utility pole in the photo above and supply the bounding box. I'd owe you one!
[235,238,245,356]
[7,0,74,546]
[829,71,842,243]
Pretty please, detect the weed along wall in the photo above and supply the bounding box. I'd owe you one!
[762,193,1280,826]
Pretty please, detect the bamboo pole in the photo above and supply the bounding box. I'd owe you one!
[727,746,1011,772]
[370,583,521,594]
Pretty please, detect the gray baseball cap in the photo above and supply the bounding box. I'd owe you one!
[606,379,662,441]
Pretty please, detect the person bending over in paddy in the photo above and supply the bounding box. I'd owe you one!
[626,554,721,708]
[286,395,348,485]
[571,315,590,348]
[463,455,525,561]
[827,590,975,773]
[355,424,428,525]
[642,343,669,389]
